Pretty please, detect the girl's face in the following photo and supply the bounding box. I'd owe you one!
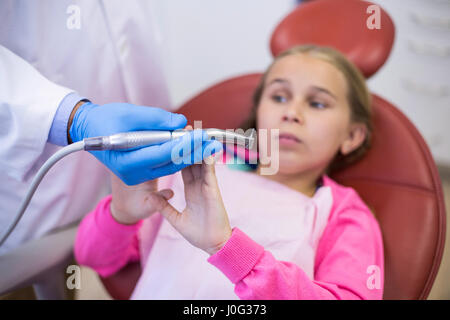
[257,53,365,175]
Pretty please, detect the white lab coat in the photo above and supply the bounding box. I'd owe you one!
[0,0,171,255]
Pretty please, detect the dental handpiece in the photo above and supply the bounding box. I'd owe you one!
[0,128,257,247]
[83,128,256,151]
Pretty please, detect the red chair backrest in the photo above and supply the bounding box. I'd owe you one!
[270,0,395,78]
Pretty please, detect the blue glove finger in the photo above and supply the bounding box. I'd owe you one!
[202,139,224,158]
[170,129,205,165]
[169,130,222,165]
[110,130,209,185]
[147,140,224,180]
[179,139,223,165]
[124,106,187,131]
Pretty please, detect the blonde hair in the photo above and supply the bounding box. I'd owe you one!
[242,44,373,175]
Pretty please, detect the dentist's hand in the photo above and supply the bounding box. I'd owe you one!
[68,101,221,185]
[158,153,232,256]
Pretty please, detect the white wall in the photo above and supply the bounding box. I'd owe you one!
[152,0,296,107]
[369,0,450,166]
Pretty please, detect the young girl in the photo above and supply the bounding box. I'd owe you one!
[75,45,384,300]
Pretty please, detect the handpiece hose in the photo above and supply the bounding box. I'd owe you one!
[0,141,85,247]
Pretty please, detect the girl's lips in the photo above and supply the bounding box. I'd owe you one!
[278,133,301,144]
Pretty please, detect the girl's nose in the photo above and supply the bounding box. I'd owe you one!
[282,104,303,124]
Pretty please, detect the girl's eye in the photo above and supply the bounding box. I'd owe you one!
[272,95,287,103]
[310,101,327,109]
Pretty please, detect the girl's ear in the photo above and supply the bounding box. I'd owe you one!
[340,123,367,155]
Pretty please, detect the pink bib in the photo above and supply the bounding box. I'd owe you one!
[132,164,333,299]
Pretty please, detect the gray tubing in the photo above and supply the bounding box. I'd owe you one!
[0,141,85,247]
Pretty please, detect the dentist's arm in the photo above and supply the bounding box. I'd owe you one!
[0,45,73,181]
[1,44,217,186]
[66,99,194,185]
[50,94,209,185]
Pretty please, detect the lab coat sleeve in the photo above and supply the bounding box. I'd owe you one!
[0,45,75,181]
[48,92,88,146]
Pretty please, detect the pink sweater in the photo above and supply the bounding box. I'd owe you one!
[74,172,384,300]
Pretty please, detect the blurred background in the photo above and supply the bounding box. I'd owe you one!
[1,0,449,300]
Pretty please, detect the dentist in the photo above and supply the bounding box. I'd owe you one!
[0,1,215,254]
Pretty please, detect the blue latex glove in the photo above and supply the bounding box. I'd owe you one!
[69,102,223,185]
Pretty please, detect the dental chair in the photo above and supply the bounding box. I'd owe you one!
[101,0,446,300]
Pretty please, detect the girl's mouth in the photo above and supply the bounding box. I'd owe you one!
[278,133,302,146]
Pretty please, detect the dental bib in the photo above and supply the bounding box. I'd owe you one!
[132,164,333,299]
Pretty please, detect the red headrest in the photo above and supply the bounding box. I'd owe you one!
[270,0,395,78]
